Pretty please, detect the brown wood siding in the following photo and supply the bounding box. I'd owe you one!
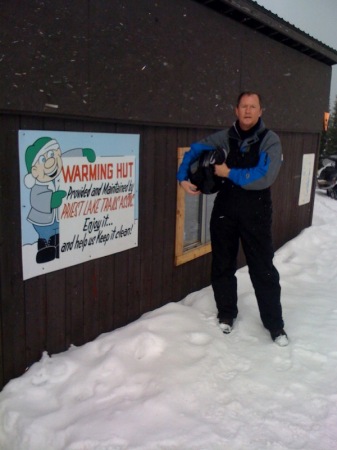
[0,113,318,388]
[272,131,320,250]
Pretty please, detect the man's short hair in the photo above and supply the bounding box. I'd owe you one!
[236,91,262,107]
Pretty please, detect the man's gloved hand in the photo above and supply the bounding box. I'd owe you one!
[51,190,67,209]
[82,148,96,163]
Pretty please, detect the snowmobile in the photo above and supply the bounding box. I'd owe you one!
[316,154,337,199]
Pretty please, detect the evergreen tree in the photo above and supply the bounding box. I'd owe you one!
[324,96,337,157]
[319,129,327,164]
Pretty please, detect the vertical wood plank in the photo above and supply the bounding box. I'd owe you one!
[0,116,27,383]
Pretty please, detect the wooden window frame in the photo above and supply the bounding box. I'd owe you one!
[175,147,212,266]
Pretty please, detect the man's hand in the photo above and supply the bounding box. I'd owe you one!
[179,180,201,195]
[214,163,230,178]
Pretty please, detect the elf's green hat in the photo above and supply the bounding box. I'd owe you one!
[24,137,59,188]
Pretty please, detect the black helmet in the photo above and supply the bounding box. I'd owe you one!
[188,147,227,194]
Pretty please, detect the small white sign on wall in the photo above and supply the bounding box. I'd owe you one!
[298,153,315,206]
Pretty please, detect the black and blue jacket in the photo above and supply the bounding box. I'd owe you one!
[177,119,283,191]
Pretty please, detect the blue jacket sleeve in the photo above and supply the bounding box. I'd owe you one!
[229,131,283,190]
[228,151,270,186]
[176,142,215,182]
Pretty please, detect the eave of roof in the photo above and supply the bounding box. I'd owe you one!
[193,0,337,66]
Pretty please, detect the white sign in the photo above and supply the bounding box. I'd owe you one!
[18,130,139,280]
[298,153,315,206]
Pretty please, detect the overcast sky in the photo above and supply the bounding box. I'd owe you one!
[254,0,337,108]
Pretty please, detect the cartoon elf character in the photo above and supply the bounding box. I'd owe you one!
[24,137,95,264]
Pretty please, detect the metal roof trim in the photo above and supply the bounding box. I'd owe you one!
[193,0,337,65]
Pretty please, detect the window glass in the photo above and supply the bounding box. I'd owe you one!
[184,194,201,248]
[175,147,215,265]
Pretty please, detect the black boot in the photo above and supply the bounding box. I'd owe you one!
[49,233,60,259]
[36,238,55,264]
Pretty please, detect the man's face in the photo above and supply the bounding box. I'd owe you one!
[31,148,63,183]
[235,94,262,130]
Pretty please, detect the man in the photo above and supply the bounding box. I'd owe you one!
[177,91,288,346]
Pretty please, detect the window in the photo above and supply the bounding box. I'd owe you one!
[175,147,216,265]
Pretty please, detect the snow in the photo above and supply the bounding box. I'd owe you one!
[1,191,337,450]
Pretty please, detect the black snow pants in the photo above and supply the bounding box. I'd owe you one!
[210,184,284,332]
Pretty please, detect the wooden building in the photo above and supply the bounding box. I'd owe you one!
[1,0,337,389]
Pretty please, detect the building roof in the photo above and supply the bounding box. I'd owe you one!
[194,0,337,65]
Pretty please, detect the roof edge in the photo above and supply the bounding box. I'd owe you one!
[193,0,337,65]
